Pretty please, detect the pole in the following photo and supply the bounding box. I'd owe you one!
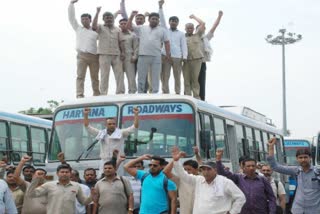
[280,29,288,136]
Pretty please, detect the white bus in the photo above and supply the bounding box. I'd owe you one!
[0,111,52,166]
[46,95,285,179]
[315,132,320,168]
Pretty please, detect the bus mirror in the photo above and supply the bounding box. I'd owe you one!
[200,130,211,151]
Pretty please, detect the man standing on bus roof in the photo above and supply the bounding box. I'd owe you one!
[83,107,139,175]
[68,0,100,98]
[267,138,320,214]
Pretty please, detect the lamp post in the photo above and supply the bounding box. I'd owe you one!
[265,29,302,136]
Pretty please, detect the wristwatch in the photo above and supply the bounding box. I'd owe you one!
[128,208,134,212]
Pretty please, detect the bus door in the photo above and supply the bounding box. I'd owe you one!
[225,120,238,171]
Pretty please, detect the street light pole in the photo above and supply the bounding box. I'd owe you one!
[266,29,302,136]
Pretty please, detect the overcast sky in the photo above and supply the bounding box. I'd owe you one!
[0,0,319,139]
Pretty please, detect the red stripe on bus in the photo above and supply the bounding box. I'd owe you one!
[122,114,194,123]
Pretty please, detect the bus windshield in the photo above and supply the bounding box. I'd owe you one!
[284,139,310,165]
[49,106,118,161]
[121,103,195,157]
[49,102,196,161]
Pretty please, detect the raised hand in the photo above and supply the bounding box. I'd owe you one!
[21,155,32,163]
[0,161,6,168]
[215,148,224,161]
[268,138,277,147]
[130,11,139,18]
[71,0,78,4]
[158,0,165,8]
[218,10,223,17]
[97,7,102,13]
[133,107,139,115]
[193,146,199,155]
[57,152,65,163]
[141,154,152,160]
[189,14,195,19]
[112,149,119,158]
[83,108,91,115]
[171,147,186,161]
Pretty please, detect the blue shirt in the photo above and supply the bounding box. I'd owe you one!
[136,170,176,214]
[267,155,320,214]
[0,179,18,214]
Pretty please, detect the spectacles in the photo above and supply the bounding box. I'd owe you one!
[148,164,159,168]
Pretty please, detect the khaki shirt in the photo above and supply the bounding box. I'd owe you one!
[97,25,124,55]
[22,181,47,214]
[28,180,92,214]
[120,31,139,59]
[186,31,204,60]
[11,186,25,214]
[95,176,133,214]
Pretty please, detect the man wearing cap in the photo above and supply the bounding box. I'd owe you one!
[216,149,276,214]
[158,0,187,94]
[172,148,246,214]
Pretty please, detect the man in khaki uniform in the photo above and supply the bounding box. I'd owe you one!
[93,7,126,95]
[93,161,134,214]
[183,15,205,99]
[28,164,95,214]
[119,18,139,94]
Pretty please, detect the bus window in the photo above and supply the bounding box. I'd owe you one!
[0,121,9,157]
[276,135,285,163]
[235,124,245,157]
[31,127,47,165]
[214,118,229,159]
[254,129,264,161]
[121,103,195,157]
[49,106,118,161]
[245,127,254,158]
[11,124,29,163]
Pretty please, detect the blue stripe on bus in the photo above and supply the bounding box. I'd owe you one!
[284,140,310,147]
[0,111,52,127]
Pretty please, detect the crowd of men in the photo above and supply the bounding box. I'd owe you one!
[1,110,320,214]
[69,0,223,100]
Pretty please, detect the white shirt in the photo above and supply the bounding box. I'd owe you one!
[170,175,194,214]
[159,9,188,59]
[68,3,98,54]
[75,183,90,214]
[270,178,286,205]
[87,125,136,160]
[173,161,246,214]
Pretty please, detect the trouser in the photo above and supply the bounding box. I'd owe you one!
[198,62,207,101]
[123,55,137,94]
[137,55,161,93]
[182,58,202,99]
[161,56,183,94]
[99,54,125,95]
[76,52,100,98]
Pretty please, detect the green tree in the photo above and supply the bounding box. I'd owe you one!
[19,100,63,115]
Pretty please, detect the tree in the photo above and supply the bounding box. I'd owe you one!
[19,100,63,115]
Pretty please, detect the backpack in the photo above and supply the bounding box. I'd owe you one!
[140,172,170,212]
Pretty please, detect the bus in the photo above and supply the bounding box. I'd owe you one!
[0,111,52,166]
[46,94,286,180]
[283,138,312,199]
[315,132,320,168]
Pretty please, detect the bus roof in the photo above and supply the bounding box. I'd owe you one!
[0,111,52,128]
[55,94,282,135]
